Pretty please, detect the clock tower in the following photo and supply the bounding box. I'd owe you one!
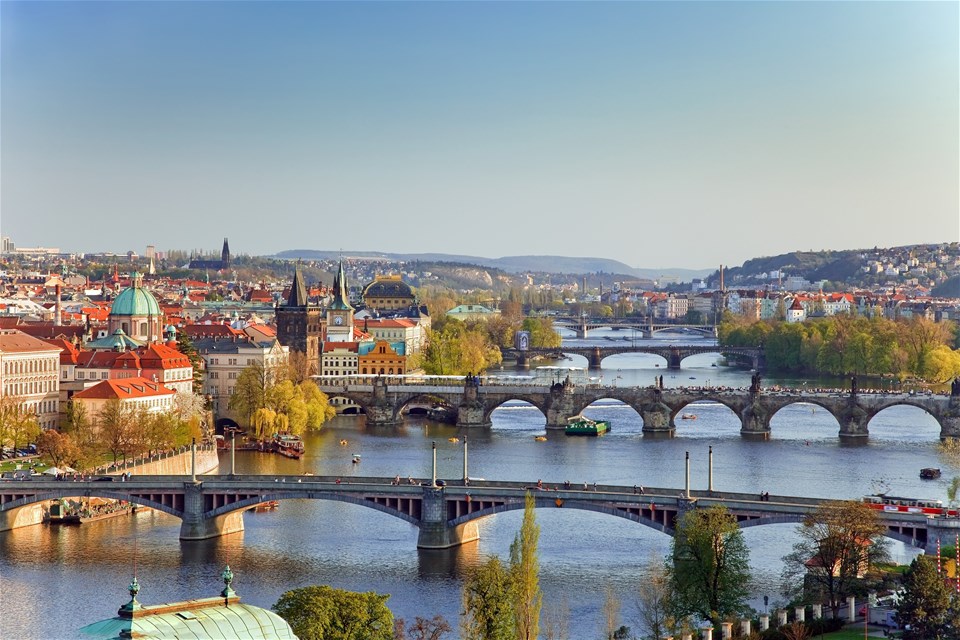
[325,259,354,342]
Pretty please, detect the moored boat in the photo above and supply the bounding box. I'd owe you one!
[921,467,942,479]
[273,434,305,459]
[681,413,697,420]
[564,416,610,436]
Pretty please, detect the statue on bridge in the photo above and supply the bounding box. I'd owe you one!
[850,374,859,396]
[952,377,960,397]
[750,373,762,394]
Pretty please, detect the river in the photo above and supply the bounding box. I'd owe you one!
[0,330,948,639]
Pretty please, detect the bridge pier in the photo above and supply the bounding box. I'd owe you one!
[667,349,682,370]
[178,483,245,541]
[641,399,675,435]
[546,381,579,429]
[588,347,603,370]
[940,397,960,440]
[837,402,869,439]
[417,486,479,549]
[0,503,46,532]
[366,377,403,426]
[924,516,960,554]
[457,384,492,428]
[740,399,771,438]
[515,351,529,369]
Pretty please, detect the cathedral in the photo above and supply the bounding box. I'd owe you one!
[188,238,231,271]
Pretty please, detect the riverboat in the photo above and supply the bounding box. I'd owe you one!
[681,414,697,420]
[47,499,136,525]
[564,416,610,436]
[920,468,942,479]
[273,434,305,459]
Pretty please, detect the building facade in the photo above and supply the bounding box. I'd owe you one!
[0,329,61,430]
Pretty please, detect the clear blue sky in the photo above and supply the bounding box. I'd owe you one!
[2,1,957,269]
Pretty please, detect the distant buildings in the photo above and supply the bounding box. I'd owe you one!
[188,238,231,271]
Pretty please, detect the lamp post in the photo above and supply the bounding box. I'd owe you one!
[462,436,468,483]
[431,441,437,488]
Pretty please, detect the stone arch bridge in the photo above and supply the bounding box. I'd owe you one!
[0,476,943,550]
[314,376,960,438]
[551,317,718,339]
[502,344,764,370]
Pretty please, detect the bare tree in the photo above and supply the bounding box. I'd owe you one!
[541,594,569,640]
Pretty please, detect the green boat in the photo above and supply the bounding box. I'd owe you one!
[564,416,610,436]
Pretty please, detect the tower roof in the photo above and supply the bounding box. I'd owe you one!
[329,259,353,311]
[287,263,309,307]
[110,274,161,318]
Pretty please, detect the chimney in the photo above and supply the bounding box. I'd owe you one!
[719,265,724,292]
[54,283,62,327]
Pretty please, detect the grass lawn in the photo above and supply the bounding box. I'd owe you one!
[0,457,48,474]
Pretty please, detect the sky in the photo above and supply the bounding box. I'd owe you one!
[1,1,957,270]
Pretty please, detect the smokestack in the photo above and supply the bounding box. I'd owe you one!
[719,265,724,292]
[54,283,62,327]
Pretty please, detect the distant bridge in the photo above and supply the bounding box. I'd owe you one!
[501,344,764,370]
[1,475,947,549]
[550,316,718,339]
[313,376,960,436]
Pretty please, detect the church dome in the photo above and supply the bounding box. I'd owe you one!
[363,275,413,300]
[111,276,161,318]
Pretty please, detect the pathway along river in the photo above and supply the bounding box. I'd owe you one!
[1,330,951,639]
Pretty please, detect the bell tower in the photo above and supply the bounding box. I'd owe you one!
[325,259,354,342]
[276,262,321,374]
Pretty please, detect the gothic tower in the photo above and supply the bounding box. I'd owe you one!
[276,263,321,375]
[325,259,354,343]
[221,238,231,268]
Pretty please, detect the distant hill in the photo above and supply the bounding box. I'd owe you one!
[273,249,712,281]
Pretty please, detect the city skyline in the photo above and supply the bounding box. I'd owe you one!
[1,1,957,269]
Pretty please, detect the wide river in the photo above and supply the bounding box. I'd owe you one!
[1,330,950,639]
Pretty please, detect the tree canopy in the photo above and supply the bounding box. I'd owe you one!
[272,585,393,640]
[896,555,955,640]
[668,505,751,626]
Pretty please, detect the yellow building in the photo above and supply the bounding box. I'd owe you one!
[358,340,406,375]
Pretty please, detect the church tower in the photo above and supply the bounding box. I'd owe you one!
[221,238,231,269]
[325,259,354,342]
[276,263,321,374]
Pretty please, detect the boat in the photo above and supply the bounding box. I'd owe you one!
[47,499,136,525]
[448,437,460,443]
[250,500,279,512]
[564,416,610,436]
[352,454,361,464]
[920,468,942,479]
[534,436,547,442]
[681,414,697,420]
[339,439,348,446]
[273,434,305,459]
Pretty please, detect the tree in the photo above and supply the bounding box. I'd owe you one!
[97,399,135,463]
[229,361,284,428]
[636,557,676,640]
[394,616,452,640]
[896,555,953,639]
[272,585,393,640]
[509,493,542,640]
[0,396,41,453]
[600,585,621,640]
[781,500,889,620]
[461,557,516,640]
[540,594,569,640]
[668,505,751,626]
[36,429,81,469]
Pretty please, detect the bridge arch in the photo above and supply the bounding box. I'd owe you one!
[767,399,843,437]
[483,397,551,426]
[865,402,944,438]
[447,498,674,536]
[205,491,421,526]
[570,396,643,420]
[667,397,742,425]
[323,392,373,416]
[0,490,185,520]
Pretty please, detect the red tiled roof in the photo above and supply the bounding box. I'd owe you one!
[73,377,176,400]
[0,329,64,354]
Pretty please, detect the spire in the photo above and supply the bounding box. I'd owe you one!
[221,237,230,265]
[287,262,309,307]
[330,259,353,311]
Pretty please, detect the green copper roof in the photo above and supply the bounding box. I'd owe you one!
[111,275,162,317]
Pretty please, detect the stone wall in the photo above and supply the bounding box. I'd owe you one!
[107,446,219,476]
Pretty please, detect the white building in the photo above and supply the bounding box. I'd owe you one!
[0,329,61,430]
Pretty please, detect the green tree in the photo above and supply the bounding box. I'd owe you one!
[0,396,41,453]
[520,317,561,349]
[509,493,542,640]
[461,557,516,640]
[668,505,751,626]
[272,585,393,640]
[896,555,953,639]
[229,361,284,428]
[97,399,135,463]
[781,500,889,620]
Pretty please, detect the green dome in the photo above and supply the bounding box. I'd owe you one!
[111,281,161,317]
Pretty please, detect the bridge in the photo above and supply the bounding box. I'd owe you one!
[313,375,960,436]
[502,344,764,370]
[1,475,949,550]
[550,316,717,339]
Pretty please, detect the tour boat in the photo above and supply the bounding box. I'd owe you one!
[273,434,305,459]
[564,416,610,436]
[920,468,942,479]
